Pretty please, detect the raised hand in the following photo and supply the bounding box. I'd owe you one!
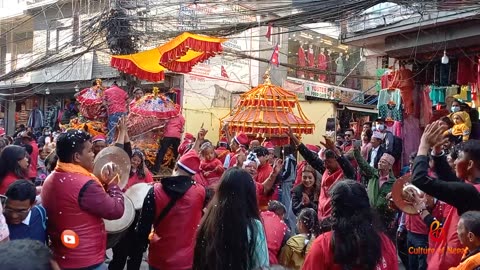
[272,158,284,175]
[285,126,300,146]
[420,120,448,148]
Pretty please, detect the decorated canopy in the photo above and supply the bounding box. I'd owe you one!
[110,32,226,82]
[221,71,314,145]
[127,87,181,137]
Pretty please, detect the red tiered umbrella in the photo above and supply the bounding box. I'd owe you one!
[221,71,315,146]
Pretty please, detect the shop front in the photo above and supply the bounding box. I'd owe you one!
[287,28,364,90]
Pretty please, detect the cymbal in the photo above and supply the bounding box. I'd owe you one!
[391,174,418,215]
[93,146,131,190]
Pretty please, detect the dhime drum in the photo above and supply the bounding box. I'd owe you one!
[104,194,135,249]
[125,183,152,210]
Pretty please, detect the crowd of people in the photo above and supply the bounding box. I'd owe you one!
[1,94,480,270]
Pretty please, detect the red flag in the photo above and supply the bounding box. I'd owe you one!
[221,66,229,78]
[270,44,279,67]
[265,23,273,41]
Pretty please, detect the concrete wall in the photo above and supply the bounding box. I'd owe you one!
[182,100,335,146]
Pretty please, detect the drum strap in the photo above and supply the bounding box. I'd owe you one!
[153,198,180,229]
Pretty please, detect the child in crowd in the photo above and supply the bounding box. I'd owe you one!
[279,208,320,270]
[199,141,225,187]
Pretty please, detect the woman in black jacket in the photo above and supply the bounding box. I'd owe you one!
[291,164,319,216]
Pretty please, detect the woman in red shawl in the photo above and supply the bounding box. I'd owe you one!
[303,180,398,270]
[123,148,154,191]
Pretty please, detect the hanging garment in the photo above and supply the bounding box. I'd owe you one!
[317,52,327,82]
[377,88,402,110]
[329,54,336,84]
[389,68,415,116]
[297,46,306,78]
[457,57,476,85]
[429,86,446,105]
[446,85,459,97]
[379,104,403,121]
[27,109,44,129]
[335,56,344,85]
[402,116,421,165]
[419,86,433,127]
[307,48,315,79]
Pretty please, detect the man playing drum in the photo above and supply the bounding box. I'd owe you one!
[41,130,125,270]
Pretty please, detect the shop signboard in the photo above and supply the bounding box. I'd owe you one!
[282,79,305,100]
[287,76,361,102]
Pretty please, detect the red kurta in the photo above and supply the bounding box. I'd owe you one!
[261,211,288,265]
[199,158,224,187]
[28,142,39,179]
[302,231,398,270]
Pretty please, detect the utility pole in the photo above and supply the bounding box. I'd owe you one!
[103,0,139,91]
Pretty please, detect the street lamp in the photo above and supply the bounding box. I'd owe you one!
[45,88,50,95]
[74,85,79,92]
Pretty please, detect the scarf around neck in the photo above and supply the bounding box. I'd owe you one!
[55,162,105,191]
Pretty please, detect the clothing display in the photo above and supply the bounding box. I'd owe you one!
[446,85,459,97]
[419,86,433,127]
[317,51,327,82]
[44,106,60,130]
[307,47,315,79]
[378,88,402,110]
[429,86,446,105]
[402,116,421,165]
[457,57,476,85]
[297,46,306,78]
[335,55,344,85]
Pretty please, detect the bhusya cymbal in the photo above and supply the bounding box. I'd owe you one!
[93,146,131,190]
[392,174,420,215]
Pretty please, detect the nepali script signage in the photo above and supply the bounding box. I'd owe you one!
[286,77,362,102]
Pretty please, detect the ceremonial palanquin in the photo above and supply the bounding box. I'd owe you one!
[221,71,315,145]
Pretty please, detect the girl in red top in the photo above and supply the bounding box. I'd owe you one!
[303,180,398,270]
[0,145,30,195]
[199,142,225,187]
[123,148,154,192]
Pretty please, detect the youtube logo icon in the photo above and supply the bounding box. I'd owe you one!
[61,230,79,249]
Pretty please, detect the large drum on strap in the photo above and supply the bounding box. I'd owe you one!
[104,194,135,249]
[125,183,152,210]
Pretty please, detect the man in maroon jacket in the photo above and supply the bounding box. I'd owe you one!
[41,130,124,270]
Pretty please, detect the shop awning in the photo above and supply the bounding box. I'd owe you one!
[346,106,378,114]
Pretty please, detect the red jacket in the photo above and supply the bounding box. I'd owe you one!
[318,169,344,219]
[302,231,398,270]
[261,211,288,265]
[0,172,19,195]
[41,171,106,269]
[149,178,206,270]
[123,169,154,191]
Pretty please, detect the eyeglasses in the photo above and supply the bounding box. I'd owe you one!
[4,207,31,215]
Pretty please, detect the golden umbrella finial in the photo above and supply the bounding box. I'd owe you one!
[153,87,159,97]
[263,66,272,85]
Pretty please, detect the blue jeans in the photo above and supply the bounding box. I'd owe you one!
[107,112,126,144]
[407,231,428,270]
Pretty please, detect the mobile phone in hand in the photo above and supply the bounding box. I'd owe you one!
[353,140,362,148]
